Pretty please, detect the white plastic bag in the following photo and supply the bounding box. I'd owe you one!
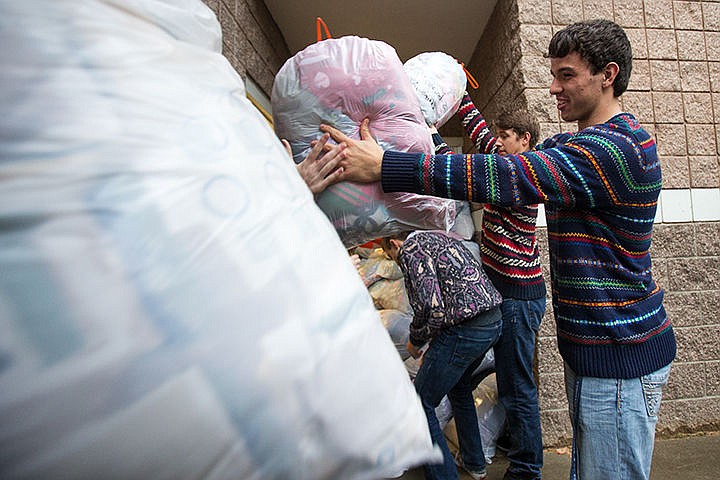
[0,1,440,478]
[272,36,461,247]
[474,373,507,462]
[451,202,477,240]
[379,309,413,361]
[403,52,467,128]
[404,52,474,240]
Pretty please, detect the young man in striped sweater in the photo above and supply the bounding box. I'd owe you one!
[433,104,547,480]
[322,19,676,480]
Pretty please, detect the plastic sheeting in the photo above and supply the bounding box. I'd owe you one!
[475,373,507,462]
[379,309,412,361]
[0,1,441,478]
[446,372,507,463]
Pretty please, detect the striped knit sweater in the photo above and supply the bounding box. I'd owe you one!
[381,113,676,379]
[433,93,545,300]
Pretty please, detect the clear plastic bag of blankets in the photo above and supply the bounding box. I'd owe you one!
[272,35,462,248]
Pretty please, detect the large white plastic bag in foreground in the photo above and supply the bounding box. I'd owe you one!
[272,36,460,248]
[404,52,467,129]
[0,1,440,479]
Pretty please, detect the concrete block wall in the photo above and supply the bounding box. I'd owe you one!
[652,221,720,435]
[202,0,289,97]
[441,0,528,152]
[535,218,720,446]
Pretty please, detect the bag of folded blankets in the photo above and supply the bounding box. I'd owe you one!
[0,1,440,478]
[272,35,463,247]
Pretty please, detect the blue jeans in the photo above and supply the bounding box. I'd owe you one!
[414,307,502,480]
[564,362,672,480]
[493,297,546,480]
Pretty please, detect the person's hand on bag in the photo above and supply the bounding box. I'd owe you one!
[320,119,384,184]
[283,133,345,195]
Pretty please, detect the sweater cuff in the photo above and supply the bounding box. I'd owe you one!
[381,150,422,194]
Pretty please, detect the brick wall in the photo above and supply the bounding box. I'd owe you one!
[202,0,289,97]
[480,0,720,446]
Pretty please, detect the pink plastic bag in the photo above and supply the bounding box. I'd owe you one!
[272,35,459,247]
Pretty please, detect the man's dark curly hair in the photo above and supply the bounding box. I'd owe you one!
[547,19,632,97]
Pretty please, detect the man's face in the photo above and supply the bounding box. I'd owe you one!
[495,128,528,155]
[549,51,605,127]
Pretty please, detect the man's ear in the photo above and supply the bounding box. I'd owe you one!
[602,62,620,88]
[521,131,531,147]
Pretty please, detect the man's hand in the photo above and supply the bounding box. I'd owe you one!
[320,119,384,184]
[283,134,345,195]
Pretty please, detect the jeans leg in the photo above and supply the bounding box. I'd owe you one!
[564,363,671,480]
[493,297,545,479]
[414,336,463,480]
[449,308,503,472]
[414,308,502,480]
[564,366,581,480]
[618,364,671,479]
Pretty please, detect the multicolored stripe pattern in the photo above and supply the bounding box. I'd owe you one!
[433,92,545,300]
[457,93,497,153]
[382,112,676,379]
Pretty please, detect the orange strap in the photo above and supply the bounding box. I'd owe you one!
[316,17,332,42]
[358,239,382,249]
[460,62,479,89]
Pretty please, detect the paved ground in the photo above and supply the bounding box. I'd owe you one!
[395,431,720,479]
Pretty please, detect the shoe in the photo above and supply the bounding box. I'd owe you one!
[454,454,487,480]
